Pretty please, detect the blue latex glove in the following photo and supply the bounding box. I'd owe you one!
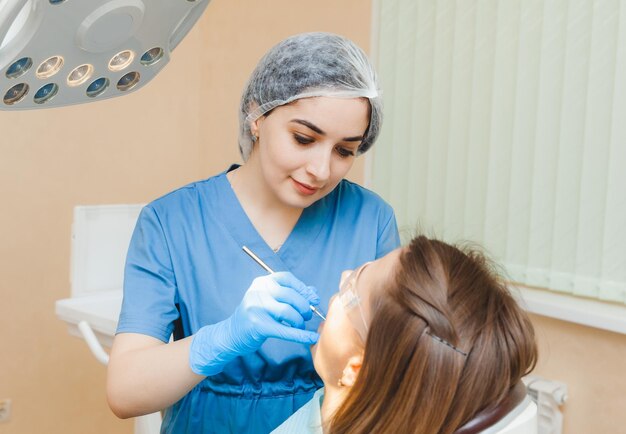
[189,271,320,376]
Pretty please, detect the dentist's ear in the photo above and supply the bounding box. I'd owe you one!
[338,355,363,388]
[250,120,259,142]
[250,114,265,142]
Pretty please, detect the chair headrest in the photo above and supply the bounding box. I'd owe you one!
[454,381,528,434]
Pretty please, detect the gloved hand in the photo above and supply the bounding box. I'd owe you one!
[189,271,320,376]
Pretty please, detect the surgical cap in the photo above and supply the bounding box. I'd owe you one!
[238,32,382,161]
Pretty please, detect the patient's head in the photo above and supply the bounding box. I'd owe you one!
[311,236,538,434]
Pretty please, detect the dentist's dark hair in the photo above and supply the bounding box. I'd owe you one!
[329,236,538,434]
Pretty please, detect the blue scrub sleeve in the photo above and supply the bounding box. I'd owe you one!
[117,206,179,342]
[377,209,401,258]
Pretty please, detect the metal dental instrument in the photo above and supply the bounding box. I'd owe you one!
[242,245,326,321]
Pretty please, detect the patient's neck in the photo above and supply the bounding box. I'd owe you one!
[320,384,349,429]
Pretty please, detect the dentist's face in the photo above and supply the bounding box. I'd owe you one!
[251,96,370,208]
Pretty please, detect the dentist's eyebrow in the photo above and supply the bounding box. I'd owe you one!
[290,119,364,142]
[291,119,324,135]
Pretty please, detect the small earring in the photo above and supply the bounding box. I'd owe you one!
[337,379,345,387]
[251,133,258,142]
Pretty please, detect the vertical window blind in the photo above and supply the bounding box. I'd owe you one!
[370,0,626,304]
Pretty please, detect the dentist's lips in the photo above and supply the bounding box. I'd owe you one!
[291,178,319,196]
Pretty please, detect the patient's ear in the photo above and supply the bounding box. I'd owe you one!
[339,355,363,388]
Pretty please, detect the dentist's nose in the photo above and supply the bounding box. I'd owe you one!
[306,147,331,181]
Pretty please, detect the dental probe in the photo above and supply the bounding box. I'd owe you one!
[242,245,327,321]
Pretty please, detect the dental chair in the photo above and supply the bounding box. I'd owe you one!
[455,381,537,434]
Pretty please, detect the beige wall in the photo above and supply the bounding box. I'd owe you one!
[529,314,626,434]
[0,1,370,433]
[2,1,624,434]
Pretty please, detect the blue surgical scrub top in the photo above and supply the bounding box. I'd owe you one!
[117,166,400,434]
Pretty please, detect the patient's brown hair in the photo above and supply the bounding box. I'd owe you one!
[329,236,537,434]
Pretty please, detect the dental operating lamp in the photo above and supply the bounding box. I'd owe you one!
[0,0,211,110]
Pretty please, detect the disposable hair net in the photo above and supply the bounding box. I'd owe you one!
[238,32,382,161]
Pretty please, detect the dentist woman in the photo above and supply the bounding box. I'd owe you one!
[106,32,400,434]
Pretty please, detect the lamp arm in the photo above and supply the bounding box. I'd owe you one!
[0,0,28,48]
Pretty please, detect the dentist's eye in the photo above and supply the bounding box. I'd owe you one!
[294,134,314,145]
[336,146,355,158]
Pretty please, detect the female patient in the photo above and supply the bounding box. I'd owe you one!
[273,235,538,434]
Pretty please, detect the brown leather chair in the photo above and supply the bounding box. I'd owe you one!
[455,381,529,434]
